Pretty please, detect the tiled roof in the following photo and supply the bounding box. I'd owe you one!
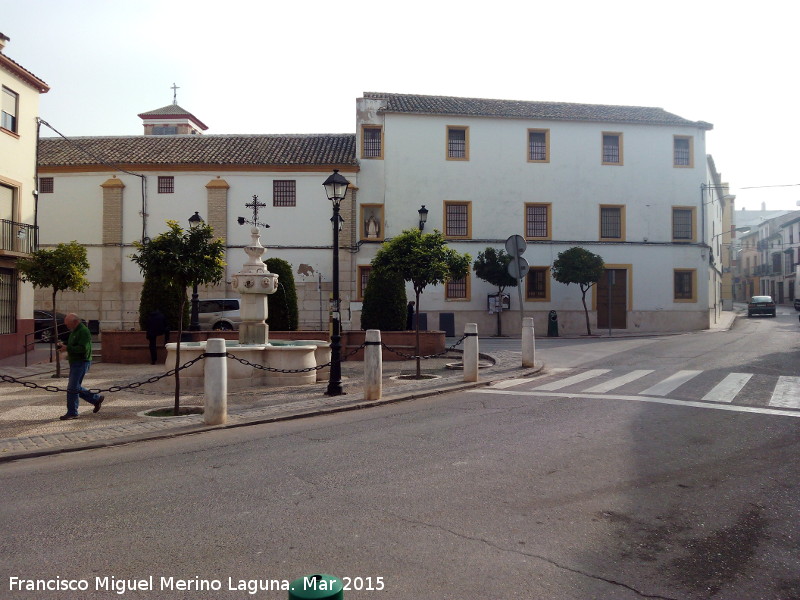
[38,134,358,168]
[363,92,712,129]
[137,103,209,130]
[0,52,49,93]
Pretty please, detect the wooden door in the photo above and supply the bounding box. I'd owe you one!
[597,269,627,329]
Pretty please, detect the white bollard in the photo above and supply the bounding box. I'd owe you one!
[522,317,536,368]
[364,329,382,400]
[204,338,227,425]
[463,323,479,382]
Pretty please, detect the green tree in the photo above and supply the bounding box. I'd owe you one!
[551,246,605,336]
[130,220,226,414]
[371,229,471,377]
[360,266,407,331]
[138,273,188,332]
[265,257,298,331]
[17,241,90,377]
[473,247,518,337]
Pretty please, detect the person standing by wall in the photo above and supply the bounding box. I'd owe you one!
[406,301,415,330]
[145,309,170,365]
[56,313,104,420]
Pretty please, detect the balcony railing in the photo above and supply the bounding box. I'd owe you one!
[0,220,38,254]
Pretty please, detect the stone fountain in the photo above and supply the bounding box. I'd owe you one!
[163,204,329,391]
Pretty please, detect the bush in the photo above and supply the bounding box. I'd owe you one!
[361,267,407,331]
[138,273,188,331]
[265,257,299,331]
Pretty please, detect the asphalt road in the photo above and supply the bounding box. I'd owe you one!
[1,312,798,599]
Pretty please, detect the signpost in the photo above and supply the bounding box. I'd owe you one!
[505,235,528,321]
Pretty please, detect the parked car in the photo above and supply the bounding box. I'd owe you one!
[197,299,241,331]
[33,310,69,342]
[794,298,800,311]
[747,296,776,318]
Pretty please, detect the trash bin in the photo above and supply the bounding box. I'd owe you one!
[547,310,559,337]
[288,574,344,599]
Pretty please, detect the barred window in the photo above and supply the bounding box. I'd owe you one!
[526,267,548,300]
[158,176,174,194]
[674,136,691,167]
[525,204,549,239]
[672,208,694,241]
[674,270,694,300]
[39,177,54,194]
[602,133,621,164]
[357,266,371,301]
[528,130,548,162]
[362,126,382,158]
[447,127,468,159]
[445,277,468,299]
[273,180,296,207]
[0,267,17,334]
[445,202,470,238]
[600,206,623,239]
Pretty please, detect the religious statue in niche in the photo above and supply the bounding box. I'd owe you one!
[363,206,383,240]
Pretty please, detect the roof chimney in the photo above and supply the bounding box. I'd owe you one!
[0,32,9,52]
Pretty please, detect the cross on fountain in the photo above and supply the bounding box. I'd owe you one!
[238,195,270,228]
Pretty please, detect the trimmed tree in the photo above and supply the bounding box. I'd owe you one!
[130,220,226,414]
[138,273,188,333]
[360,266,407,331]
[551,246,605,336]
[371,229,471,377]
[17,241,90,378]
[473,247,518,337]
[265,257,299,331]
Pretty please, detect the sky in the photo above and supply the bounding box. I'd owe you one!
[3,0,799,213]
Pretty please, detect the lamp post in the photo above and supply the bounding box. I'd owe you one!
[322,169,350,396]
[188,211,204,331]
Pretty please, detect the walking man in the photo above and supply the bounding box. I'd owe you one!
[57,313,104,420]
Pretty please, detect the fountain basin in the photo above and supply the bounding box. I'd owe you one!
[161,339,327,391]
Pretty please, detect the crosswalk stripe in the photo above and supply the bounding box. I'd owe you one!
[639,370,703,396]
[533,369,610,391]
[491,378,537,389]
[583,370,654,393]
[768,376,800,408]
[701,373,753,403]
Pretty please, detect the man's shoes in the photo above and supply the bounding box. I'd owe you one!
[93,395,105,413]
[59,414,78,421]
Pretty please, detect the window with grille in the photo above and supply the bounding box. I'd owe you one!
[152,125,178,135]
[158,176,174,194]
[674,270,695,301]
[445,277,468,299]
[600,206,623,239]
[362,126,382,159]
[357,266,371,301]
[447,127,468,159]
[525,204,550,239]
[445,202,470,238]
[526,267,548,300]
[0,267,17,334]
[602,133,622,164]
[674,136,692,167]
[39,177,54,194]
[528,129,549,162]
[672,208,694,241]
[273,180,296,207]
[1,87,18,133]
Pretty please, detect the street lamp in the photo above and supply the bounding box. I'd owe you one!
[322,169,350,396]
[188,211,204,331]
[418,205,429,230]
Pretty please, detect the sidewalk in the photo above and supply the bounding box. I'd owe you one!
[0,311,740,463]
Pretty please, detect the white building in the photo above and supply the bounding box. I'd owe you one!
[354,92,717,335]
[35,91,723,339]
[0,33,49,359]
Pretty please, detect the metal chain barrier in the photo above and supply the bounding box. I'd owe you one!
[0,355,207,394]
[380,334,467,360]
